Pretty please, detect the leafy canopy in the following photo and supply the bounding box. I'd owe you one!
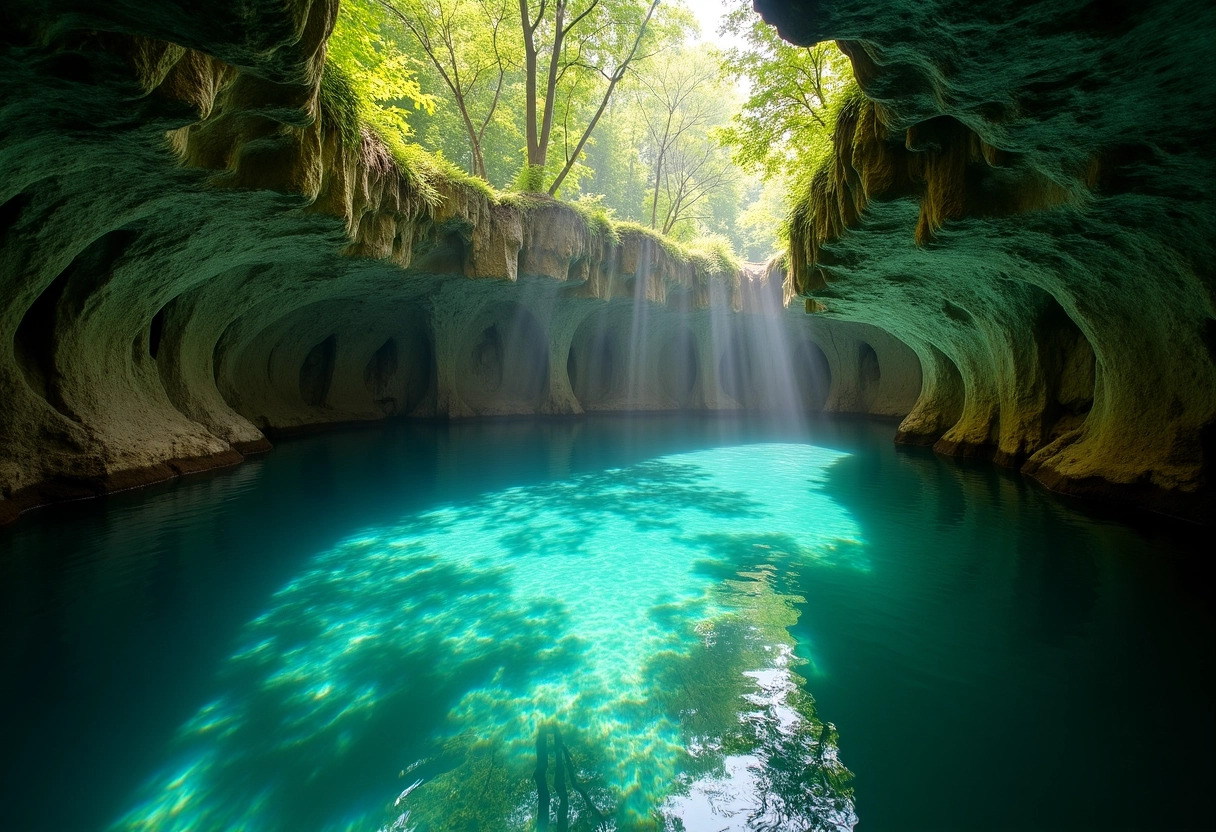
[718,0,853,181]
[323,0,859,264]
[327,0,437,145]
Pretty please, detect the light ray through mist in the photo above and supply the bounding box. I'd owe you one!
[625,263,654,409]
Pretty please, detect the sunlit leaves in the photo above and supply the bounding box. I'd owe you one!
[718,0,853,181]
[327,0,437,143]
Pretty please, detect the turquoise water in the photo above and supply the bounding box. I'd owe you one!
[1,416,1211,831]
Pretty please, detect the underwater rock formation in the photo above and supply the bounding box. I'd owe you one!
[757,0,1216,520]
[0,0,918,524]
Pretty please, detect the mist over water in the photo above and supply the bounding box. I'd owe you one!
[1,416,1211,831]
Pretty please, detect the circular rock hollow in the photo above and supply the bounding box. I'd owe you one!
[792,338,831,411]
[1039,300,1095,439]
[857,341,881,410]
[567,312,626,410]
[362,320,435,417]
[658,328,698,408]
[718,329,830,412]
[457,301,550,413]
[718,335,748,406]
[299,334,337,407]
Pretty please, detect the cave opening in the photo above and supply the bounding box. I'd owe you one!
[718,336,748,405]
[14,227,139,416]
[794,338,832,411]
[0,191,33,243]
[148,304,167,360]
[1039,299,1096,440]
[855,341,881,411]
[361,323,436,417]
[14,269,68,402]
[858,342,880,390]
[458,301,550,411]
[363,337,399,413]
[399,326,436,415]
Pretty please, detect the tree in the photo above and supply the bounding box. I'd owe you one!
[634,48,738,234]
[737,178,785,260]
[374,0,517,179]
[517,0,662,194]
[576,93,650,219]
[655,132,738,235]
[718,0,853,180]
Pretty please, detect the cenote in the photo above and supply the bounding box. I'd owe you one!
[1,416,1212,831]
[3,0,1216,830]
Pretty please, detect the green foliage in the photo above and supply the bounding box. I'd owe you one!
[615,220,691,261]
[317,62,362,148]
[630,46,741,236]
[376,0,522,179]
[319,0,751,274]
[784,80,866,282]
[685,233,744,277]
[514,163,548,193]
[567,193,620,242]
[577,43,745,256]
[318,68,493,207]
[408,144,499,202]
[718,0,854,181]
[737,178,787,261]
[327,0,436,145]
[614,221,744,279]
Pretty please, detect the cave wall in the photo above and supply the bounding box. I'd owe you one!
[0,0,921,524]
[757,0,1216,520]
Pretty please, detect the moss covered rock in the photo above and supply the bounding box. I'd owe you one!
[760,0,1216,520]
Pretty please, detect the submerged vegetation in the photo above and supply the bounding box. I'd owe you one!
[323,0,858,265]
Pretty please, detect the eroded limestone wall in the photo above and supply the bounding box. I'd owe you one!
[0,0,920,524]
[759,0,1216,520]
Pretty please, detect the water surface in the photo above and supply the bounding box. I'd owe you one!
[1,416,1211,831]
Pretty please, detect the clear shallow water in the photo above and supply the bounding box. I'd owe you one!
[1,415,1212,831]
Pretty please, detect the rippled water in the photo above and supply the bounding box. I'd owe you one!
[1,415,1211,831]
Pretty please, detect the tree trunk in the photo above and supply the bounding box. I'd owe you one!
[454,99,484,177]
[650,154,663,229]
[521,0,541,166]
[536,0,567,166]
[548,0,660,196]
[535,727,550,830]
[547,78,615,195]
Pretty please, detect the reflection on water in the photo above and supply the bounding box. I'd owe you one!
[2,416,1212,832]
[114,445,862,831]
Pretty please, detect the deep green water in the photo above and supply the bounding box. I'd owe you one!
[1,415,1212,831]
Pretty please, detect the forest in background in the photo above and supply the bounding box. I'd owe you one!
[328,0,854,262]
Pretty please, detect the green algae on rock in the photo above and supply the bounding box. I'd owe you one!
[758,0,1216,520]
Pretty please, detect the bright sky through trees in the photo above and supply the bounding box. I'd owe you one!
[329,0,855,262]
[680,0,745,51]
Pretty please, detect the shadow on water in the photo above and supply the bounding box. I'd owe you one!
[95,430,867,832]
[372,440,863,832]
[112,545,585,831]
[489,459,767,562]
[8,414,1209,832]
[1,416,808,830]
